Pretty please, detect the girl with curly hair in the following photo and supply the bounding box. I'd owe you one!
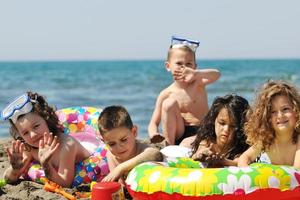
[181,94,250,167]
[2,92,92,187]
[238,80,300,169]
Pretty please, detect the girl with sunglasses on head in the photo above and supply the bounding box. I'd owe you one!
[2,92,102,187]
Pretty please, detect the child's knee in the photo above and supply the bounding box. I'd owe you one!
[162,98,178,112]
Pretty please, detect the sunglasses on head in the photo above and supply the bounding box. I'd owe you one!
[171,36,200,52]
[1,94,33,123]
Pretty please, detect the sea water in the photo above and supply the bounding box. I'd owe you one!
[0,59,299,139]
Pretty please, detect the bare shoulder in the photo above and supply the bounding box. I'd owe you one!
[61,135,77,148]
[57,135,81,157]
[180,135,196,148]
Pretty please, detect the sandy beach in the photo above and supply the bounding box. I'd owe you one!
[0,138,79,200]
[0,138,164,200]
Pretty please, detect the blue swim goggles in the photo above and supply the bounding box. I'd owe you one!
[1,94,34,123]
[171,36,200,52]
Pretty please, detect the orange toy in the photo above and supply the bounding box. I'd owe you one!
[41,178,76,200]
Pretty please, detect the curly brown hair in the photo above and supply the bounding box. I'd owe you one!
[9,91,64,147]
[245,80,300,151]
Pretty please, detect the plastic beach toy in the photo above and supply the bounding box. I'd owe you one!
[92,182,125,200]
[26,106,109,186]
[41,178,76,200]
[0,179,6,187]
[126,158,300,200]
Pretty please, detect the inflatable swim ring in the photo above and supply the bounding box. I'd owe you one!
[57,106,102,153]
[26,106,109,187]
[126,157,300,200]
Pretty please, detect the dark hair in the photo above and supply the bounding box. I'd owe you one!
[9,91,64,145]
[192,94,250,159]
[98,105,133,135]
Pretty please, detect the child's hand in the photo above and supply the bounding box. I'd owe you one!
[192,143,214,161]
[101,165,123,182]
[206,153,226,167]
[174,67,196,83]
[38,132,60,166]
[205,152,224,163]
[6,140,26,170]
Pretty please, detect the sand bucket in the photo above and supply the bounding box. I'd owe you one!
[91,182,125,200]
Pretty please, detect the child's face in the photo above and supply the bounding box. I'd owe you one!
[215,108,235,147]
[166,49,196,74]
[102,126,137,162]
[14,112,50,148]
[270,95,296,135]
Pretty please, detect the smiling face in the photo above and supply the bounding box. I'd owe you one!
[270,94,296,136]
[215,108,235,148]
[102,126,137,162]
[14,112,50,148]
[165,48,196,74]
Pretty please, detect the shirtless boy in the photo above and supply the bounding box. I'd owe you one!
[148,36,220,145]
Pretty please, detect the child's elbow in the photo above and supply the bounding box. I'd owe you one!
[237,158,249,167]
[147,148,163,162]
[4,174,18,184]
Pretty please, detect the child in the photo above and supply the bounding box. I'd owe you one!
[148,36,220,145]
[1,92,100,187]
[185,94,250,167]
[238,80,300,169]
[98,105,163,182]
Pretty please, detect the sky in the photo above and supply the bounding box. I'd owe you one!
[0,0,300,61]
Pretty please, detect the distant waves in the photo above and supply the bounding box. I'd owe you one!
[0,59,299,138]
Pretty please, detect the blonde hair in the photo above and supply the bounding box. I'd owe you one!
[245,80,300,151]
[167,45,196,62]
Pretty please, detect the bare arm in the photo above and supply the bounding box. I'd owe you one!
[174,67,220,85]
[3,140,32,183]
[38,133,76,187]
[43,148,76,187]
[293,135,300,169]
[102,147,163,182]
[148,91,168,139]
[221,157,239,167]
[238,145,261,167]
[194,68,221,85]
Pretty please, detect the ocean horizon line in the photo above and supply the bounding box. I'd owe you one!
[0,57,300,63]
